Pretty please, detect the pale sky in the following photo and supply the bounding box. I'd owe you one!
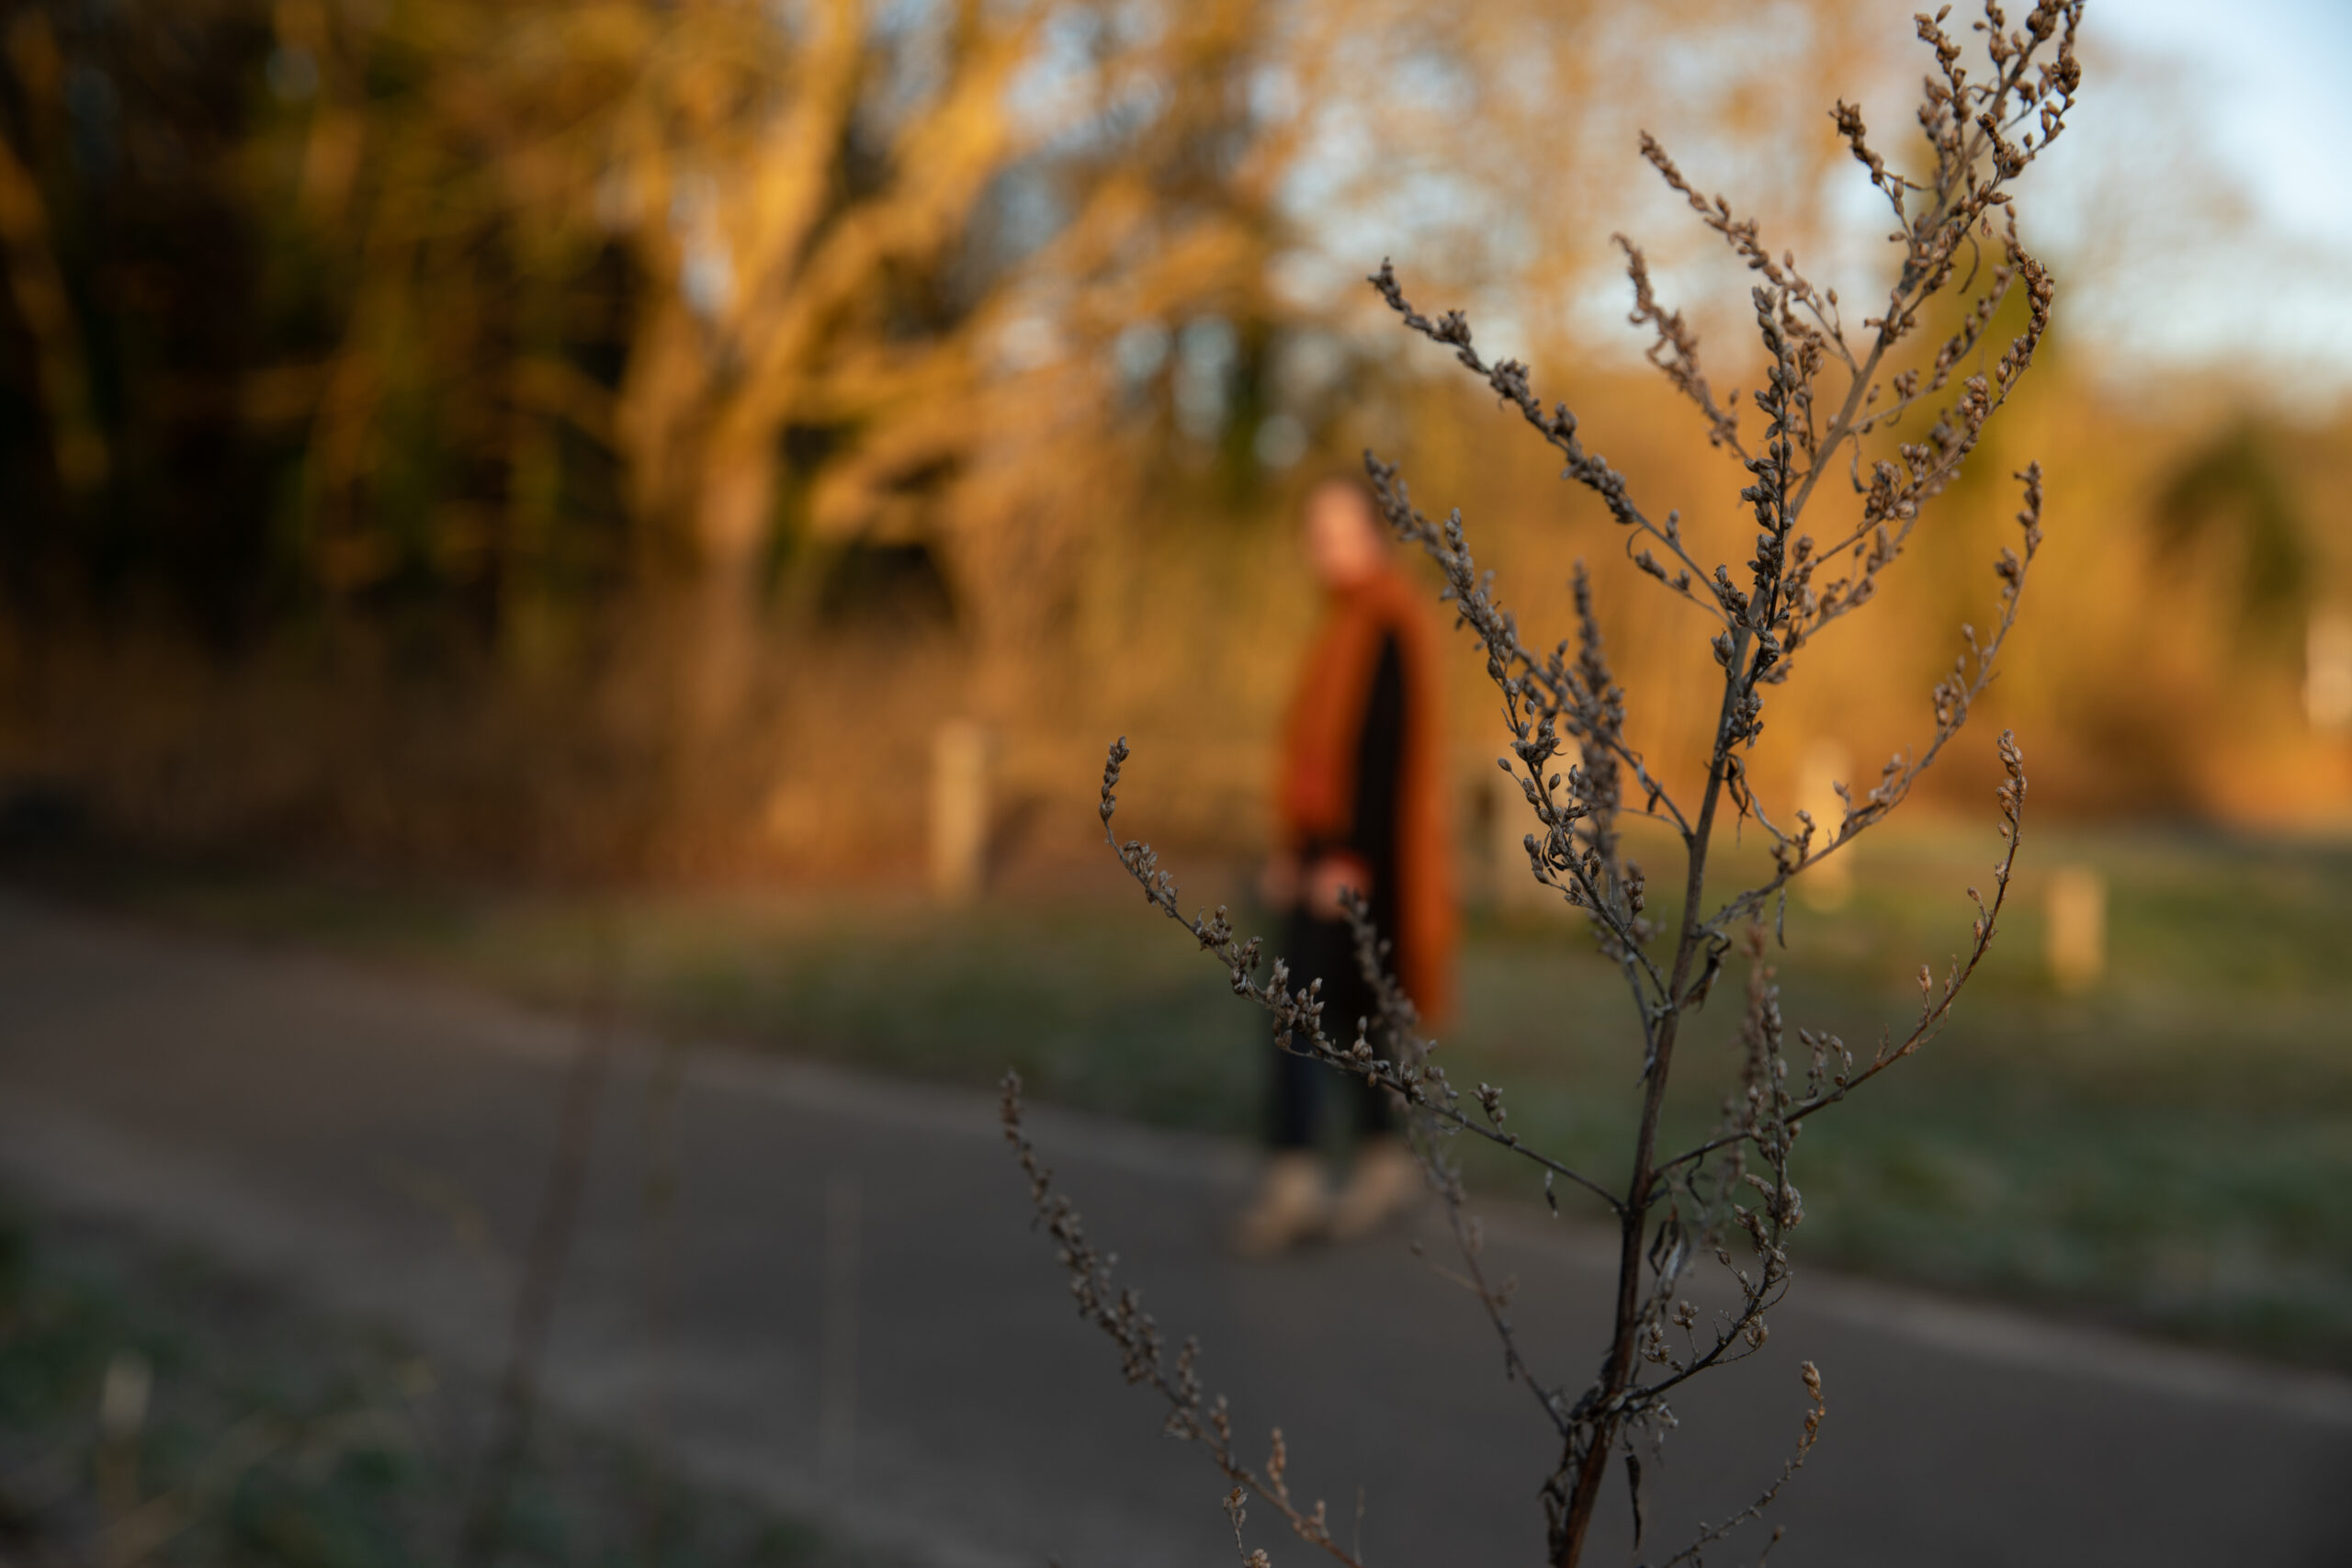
[2080,0,2352,399]
[2100,0,2352,252]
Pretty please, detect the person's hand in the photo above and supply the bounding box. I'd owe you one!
[1259,852,1302,910]
[1307,853,1371,919]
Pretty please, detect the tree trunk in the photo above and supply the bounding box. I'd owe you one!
[677,437,775,742]
[608,425,777,873]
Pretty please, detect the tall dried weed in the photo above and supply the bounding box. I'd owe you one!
[1005,6,2084,1562]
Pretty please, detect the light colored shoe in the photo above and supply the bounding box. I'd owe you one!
[1329,1135,1421,1242]
[1231,1151,1330,1258]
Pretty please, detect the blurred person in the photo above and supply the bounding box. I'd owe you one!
[1235,477,1456,1257]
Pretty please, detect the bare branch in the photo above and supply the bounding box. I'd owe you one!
[1650,1362,1825,1568]
[1097,740,1626,1214]
[1658,726,2030,1185]
[1713,464,2044,928]
[1368,261,1723,620]
[1003,1073,1363,1568]
[1614,236,1746,455]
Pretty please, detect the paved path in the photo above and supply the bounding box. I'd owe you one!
[2,893,2346,1567]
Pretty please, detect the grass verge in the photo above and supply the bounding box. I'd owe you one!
[0,1192,847,1568]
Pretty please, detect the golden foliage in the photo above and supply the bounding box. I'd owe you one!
[0,0,2344,874]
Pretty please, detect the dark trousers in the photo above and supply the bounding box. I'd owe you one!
[1270,914,1397,1150]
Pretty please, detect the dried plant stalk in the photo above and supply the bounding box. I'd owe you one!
[1005,6,2080,1564]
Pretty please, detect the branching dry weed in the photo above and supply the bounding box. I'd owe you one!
[1004,6,2079,1563]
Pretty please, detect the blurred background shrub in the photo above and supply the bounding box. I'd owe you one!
[0,0,2346,877]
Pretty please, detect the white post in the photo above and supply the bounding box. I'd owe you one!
[2305,607,2352,733]
[929,719,991,902]
[2046,863,2107,994]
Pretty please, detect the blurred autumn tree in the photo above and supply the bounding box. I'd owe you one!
[0,0,2343,874]
[1,0,1353,863]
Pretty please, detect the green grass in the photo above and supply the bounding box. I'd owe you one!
[0,1198,842,1567]
[16,821,2352,1370]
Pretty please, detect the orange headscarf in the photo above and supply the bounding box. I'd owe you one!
[1276,562,1456,1027]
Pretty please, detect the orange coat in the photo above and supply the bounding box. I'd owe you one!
[1275,563,1456,1027]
